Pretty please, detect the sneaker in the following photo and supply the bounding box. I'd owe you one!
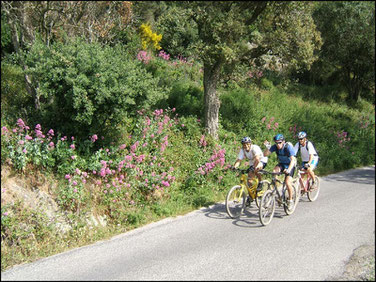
[287,199,294,210]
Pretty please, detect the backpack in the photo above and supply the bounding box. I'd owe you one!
[276,142,295,162]
[299,140,319,159]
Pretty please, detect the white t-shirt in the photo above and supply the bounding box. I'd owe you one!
[293,140,318,162]
[237,144,268,166]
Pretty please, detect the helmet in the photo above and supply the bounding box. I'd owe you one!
[273,134,285,142]
[298,131,307,139]
[241,137,252,144]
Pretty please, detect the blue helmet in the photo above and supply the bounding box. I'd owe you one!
[241,136,252,144]
[273,134,285,142]
[298,131,307,139]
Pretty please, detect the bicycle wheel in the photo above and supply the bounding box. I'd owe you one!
[292,179,301,203]
[307,176,320,202]
[259,189,276,226]
[283,183,298,215]
[255,180,271,208]
[226,185,246,219]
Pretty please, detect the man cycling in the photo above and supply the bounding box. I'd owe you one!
[293,131,319,186]
[263,134,296,210]
[233,136,268,188]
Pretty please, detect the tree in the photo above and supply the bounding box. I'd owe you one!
[1,1,133,110]
[180,1,322,139]
[313,1,375,104]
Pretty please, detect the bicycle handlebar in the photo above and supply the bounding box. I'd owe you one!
[257,169,284,176]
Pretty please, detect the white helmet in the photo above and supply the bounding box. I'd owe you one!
[241,137,252,144]
[298,131,307,139]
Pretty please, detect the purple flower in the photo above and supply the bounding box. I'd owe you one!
[47,129,54,136]
[90,134,98,142]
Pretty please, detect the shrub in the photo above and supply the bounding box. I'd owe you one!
[23,38,167,145]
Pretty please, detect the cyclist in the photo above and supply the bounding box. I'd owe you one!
[293,131,319,186]
[233,137,268,188]
[263,134,296,210]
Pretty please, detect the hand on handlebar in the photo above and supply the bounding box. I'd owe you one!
[304,163,310,168]
[283,168,290,175]
[229,165,237,171]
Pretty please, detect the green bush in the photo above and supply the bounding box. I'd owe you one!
[23,38,167,145]
[167,81,204,118]
[1,61,33,125]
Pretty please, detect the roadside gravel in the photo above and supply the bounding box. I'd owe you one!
[328,244,375,281]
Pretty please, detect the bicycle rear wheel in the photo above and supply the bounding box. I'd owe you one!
[259,189,276,226]
[307,176,320,202]
[226,185,246,219]
[255,180,271,208]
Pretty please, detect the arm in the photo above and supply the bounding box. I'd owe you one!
[253,155,261,169]
[263,149,271,157]
[234,159,242,168]
[263,140,272,156]
[286,156,296,173]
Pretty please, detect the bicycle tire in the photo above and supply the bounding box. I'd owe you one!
[255,180,271,208]
[307,176,320,202]
[225,185,246,219]
[283,183,298,215]
[259,189,275,226]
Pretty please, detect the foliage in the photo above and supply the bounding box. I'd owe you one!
[22,37,167,144]
[155,4,198,58]
[312,1,375,103]
[1,10,12,55]
[1,61,33,125]
[1,1,133,48]
[167,81,204,118]
[180,1,323,139]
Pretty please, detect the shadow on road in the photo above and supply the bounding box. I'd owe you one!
[200,203,288,228]
[324,166,375,185]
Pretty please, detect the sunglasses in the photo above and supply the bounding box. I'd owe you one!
[275,141,283,144]
[298,138,304,140]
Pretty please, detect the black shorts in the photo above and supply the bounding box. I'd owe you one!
[277,163,295,177]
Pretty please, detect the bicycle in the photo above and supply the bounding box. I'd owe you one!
[225,167,270,219]
[294,166,320,202]
[258,170,299,226]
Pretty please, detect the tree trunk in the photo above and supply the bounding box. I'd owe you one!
[203,61,222,140]
[5,2,41,111]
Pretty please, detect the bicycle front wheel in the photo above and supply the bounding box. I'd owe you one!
[226,185,246,219]
[259,189,276,226]
[283,183,298,215]
[307,176,320,202]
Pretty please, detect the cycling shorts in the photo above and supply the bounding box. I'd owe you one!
[276,163,295,177]
[302,159,318,170]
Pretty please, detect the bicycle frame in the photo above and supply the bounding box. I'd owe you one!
[297,168,311,193]
[237,168,265,200]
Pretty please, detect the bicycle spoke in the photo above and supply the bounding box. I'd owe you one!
[226,186,246,219]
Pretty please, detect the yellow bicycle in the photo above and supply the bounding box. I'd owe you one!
[225,167,269,219]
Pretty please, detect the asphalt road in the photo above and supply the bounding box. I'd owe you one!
[1,166,375,281]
